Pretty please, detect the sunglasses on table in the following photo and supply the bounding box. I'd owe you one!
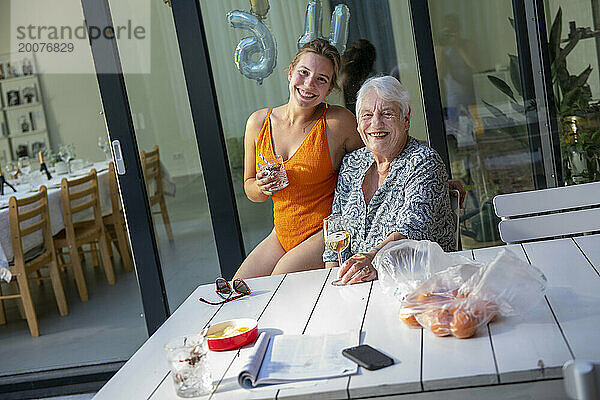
[199,278,251,305]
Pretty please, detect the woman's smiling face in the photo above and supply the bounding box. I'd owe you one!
[357,90,410,159]
[288,52,334,107]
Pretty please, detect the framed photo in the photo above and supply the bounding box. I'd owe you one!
[7,90,20,106]
[21,86,37,104]
[22,58,34,75]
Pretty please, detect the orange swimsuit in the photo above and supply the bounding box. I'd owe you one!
[255,106,337,252]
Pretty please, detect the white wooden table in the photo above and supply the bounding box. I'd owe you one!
[94,235,600,399]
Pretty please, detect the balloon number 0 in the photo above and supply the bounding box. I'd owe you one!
[226,10,277,85]
[298,0,350,55]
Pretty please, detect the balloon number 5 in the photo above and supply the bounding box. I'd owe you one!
[226,10,277,85]
[297,0,350,55]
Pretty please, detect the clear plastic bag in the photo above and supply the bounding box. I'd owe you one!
[373,239,547,339]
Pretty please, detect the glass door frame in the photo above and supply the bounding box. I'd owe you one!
[79,0,247,335]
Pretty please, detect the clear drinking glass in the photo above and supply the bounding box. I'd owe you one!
[257,155,289,191]
[323,214,351,286]
[17,156,31,185]
[98,136,111,161]
[165,333,213,398]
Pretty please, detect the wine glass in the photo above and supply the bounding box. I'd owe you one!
[4,162,18,186]
[323,214,351,286]
[98,136,111,161]
[17,156,31,185]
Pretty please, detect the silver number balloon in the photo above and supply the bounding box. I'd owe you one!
[297,1,350,54]
[297,0,322,49]
[227,10,277,85]
[328,4,350,55]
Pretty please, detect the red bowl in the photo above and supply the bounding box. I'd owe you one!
[206,318,258,351]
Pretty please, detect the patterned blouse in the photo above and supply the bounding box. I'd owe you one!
[323,137,456,262]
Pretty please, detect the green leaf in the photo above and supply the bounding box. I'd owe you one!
[573,65,593,88]
[482,100,509,120]
[549,7,562,63]
[509,54,522,97]
[510,100,525,114]
[488,75,516,101]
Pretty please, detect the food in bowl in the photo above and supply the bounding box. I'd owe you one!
[206,318,258,351]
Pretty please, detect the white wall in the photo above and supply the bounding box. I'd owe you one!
[109,0,201,177]
[0,0,108,163]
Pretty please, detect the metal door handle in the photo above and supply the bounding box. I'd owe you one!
[111,139,126,175]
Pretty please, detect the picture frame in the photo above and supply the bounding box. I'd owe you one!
[21,86,37,104]
[7,90,20,106]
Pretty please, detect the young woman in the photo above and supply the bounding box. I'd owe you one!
[233,39,363,279]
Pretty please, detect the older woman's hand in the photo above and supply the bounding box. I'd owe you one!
[338,252,378,285]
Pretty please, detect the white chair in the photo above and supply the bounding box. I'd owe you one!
[563,360,600,400]
[450,189,461,250]
[492,181,600,243]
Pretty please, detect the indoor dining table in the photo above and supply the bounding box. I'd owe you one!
[0,161,111,280]
[93,235,600,399]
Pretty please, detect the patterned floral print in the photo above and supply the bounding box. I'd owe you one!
[323,137,456,262]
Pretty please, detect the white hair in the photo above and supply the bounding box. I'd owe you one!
[355,75,410,120]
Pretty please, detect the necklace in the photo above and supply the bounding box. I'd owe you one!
[285,104,321,135]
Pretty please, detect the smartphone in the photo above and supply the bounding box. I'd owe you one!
[342,344,394,371]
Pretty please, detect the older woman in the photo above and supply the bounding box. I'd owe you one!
[324,76,456,285]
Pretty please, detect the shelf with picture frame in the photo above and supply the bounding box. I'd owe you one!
[0,52,50,161]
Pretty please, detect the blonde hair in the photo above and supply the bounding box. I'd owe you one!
[287,38,341,90]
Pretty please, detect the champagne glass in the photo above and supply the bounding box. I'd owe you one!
[17,156,31,185]
[323,214,351,285]
[98,136,111,161]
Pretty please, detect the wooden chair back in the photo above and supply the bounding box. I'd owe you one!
[5,186,68,336]
[493,181,600,243]
[140,145,164,205]
[108,161,121,217]
[60,169,103,234]
[139,145,174,242]
[9,186,53,265]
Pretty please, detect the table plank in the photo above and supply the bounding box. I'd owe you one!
[473,245,572,383]
[574,234,600,272]
[523,238,600,361]
[421,250,499,390]
[275,269,372,400]
[93,284,221,400]
[347,280,422,397]
[147,274,285,400]
[210,268,332,400]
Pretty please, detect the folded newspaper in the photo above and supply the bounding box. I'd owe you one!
[238,330,359,389]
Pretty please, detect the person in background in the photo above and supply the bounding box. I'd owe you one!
[325,75,456,285]
[340,39,377,114]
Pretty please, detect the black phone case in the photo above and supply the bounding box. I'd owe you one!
[342,344,394,371]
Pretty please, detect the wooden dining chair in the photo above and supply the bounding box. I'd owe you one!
[0,186,68,337]
[54,169,115,302]
[140,145,174,242]
[103,161,133,272]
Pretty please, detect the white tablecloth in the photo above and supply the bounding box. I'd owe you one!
[0,162,111,281]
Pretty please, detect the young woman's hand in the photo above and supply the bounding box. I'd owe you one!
[255,171,278,196]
